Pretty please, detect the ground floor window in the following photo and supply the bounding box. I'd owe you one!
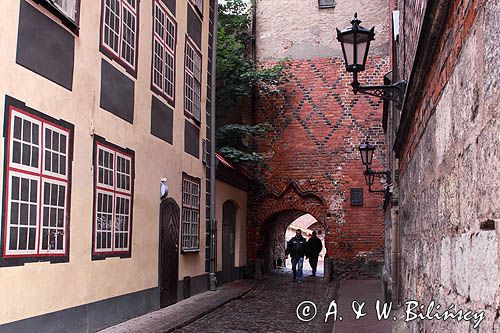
[181,173,200,252]
[1,98,73,265]
[92,137,134,259]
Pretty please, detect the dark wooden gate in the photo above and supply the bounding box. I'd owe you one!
[159,198,179,308]
[222,201,236,283]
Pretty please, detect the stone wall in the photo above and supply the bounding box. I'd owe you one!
[255,0,389,60]
[399,0,488,170]
[397,0,500,331]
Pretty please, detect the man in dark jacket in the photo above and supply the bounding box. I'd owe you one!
[306,231,323,276]
[285,229,307,284]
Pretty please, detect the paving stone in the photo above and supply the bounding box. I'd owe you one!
[175,269,338,333]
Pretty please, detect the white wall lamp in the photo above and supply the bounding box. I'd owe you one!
[160,178,169,199]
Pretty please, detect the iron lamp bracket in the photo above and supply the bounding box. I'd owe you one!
[352,79,407,109]
[364,169,392,195]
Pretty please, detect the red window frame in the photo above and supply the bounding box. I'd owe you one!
[100,0,140,76]
[184,37,202,123]
[181,173,200,252]
[151,0,177,105]
[92,137,134,259]
[2,105,72,262]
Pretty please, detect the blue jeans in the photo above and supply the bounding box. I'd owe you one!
[291,257,304,281]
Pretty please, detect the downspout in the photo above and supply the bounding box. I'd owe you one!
[250,0,257,126]
[209,0,219,291]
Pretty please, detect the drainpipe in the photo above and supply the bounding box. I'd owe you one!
[250,0,257,126]
[209,0,219,292]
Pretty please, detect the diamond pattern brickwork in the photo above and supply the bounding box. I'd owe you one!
[247,56,389,277]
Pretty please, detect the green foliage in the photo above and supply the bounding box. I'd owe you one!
[216,124,270,169]
[216,0,287,108]
[216,0,287,170]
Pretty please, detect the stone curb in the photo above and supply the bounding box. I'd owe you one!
[99,279,254,333]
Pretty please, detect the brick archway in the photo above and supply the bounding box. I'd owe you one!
[247,180,331,273]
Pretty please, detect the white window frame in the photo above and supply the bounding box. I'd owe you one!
[184,39,202,121]
[39,178,68,254]
[4,108,70,257]
[50,0,78,21]
[94,143,133,255]
[101,0,138,71]
[181,176,200,252]
[193,0,203,14]
[152,0,176,102]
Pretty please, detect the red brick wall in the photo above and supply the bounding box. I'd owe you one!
[248,56,390,277]
[399,0,486,171]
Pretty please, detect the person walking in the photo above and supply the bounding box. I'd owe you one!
[285,229,307,284]
[306,231,323,276]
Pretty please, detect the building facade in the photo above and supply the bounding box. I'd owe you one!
[247,0,391,278]
[383,0,500,331]
[0,1,247,331]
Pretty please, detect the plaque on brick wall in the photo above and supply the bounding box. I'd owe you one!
[318,0,335,9]
[350,188,363,206]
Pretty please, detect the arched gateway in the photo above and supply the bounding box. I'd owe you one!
[247,181,331,274]
[247,178,385,279]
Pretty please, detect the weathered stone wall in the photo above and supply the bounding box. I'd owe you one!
[399,0,488,170]
[255,0,389,60]
[397,0,500,331]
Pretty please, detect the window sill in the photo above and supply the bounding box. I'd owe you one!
[0,254,69,267]
[151,85,176,108]
[189,1,203,19]
[184,111,201,127]
[181,249,200,254]
[92,252,132,260]
[32,0,80,35]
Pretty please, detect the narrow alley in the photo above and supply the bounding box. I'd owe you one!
[102,265,393,333]
[175,269,336,333]
[0,0,498,332]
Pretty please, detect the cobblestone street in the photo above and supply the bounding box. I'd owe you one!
[175,268,338,333]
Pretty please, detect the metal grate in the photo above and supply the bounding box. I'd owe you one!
[318,0,336,9]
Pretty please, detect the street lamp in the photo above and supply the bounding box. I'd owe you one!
[364,171,375,187]
[359,142,375,166]
[336,13,374,74]
[337,13,406,108]
[358,143,391,195]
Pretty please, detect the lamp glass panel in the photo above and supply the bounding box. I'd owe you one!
[364,173,374,186]
[367,149,374,165]
[344,41,355,66]
[356,41,368,65]
[360,149,369,165]
[338,31,356,66]
[369,173,375,186]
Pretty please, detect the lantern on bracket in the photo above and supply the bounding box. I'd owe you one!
[337,13,407,108]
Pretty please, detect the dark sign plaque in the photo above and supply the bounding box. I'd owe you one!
[350,188,363,206]
[318,0,336,9]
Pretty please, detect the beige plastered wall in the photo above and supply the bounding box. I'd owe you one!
[215,180,247,271]
[0,0,210,324]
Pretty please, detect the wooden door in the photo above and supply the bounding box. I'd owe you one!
[222,201,236,283]
[159,198,179,308]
